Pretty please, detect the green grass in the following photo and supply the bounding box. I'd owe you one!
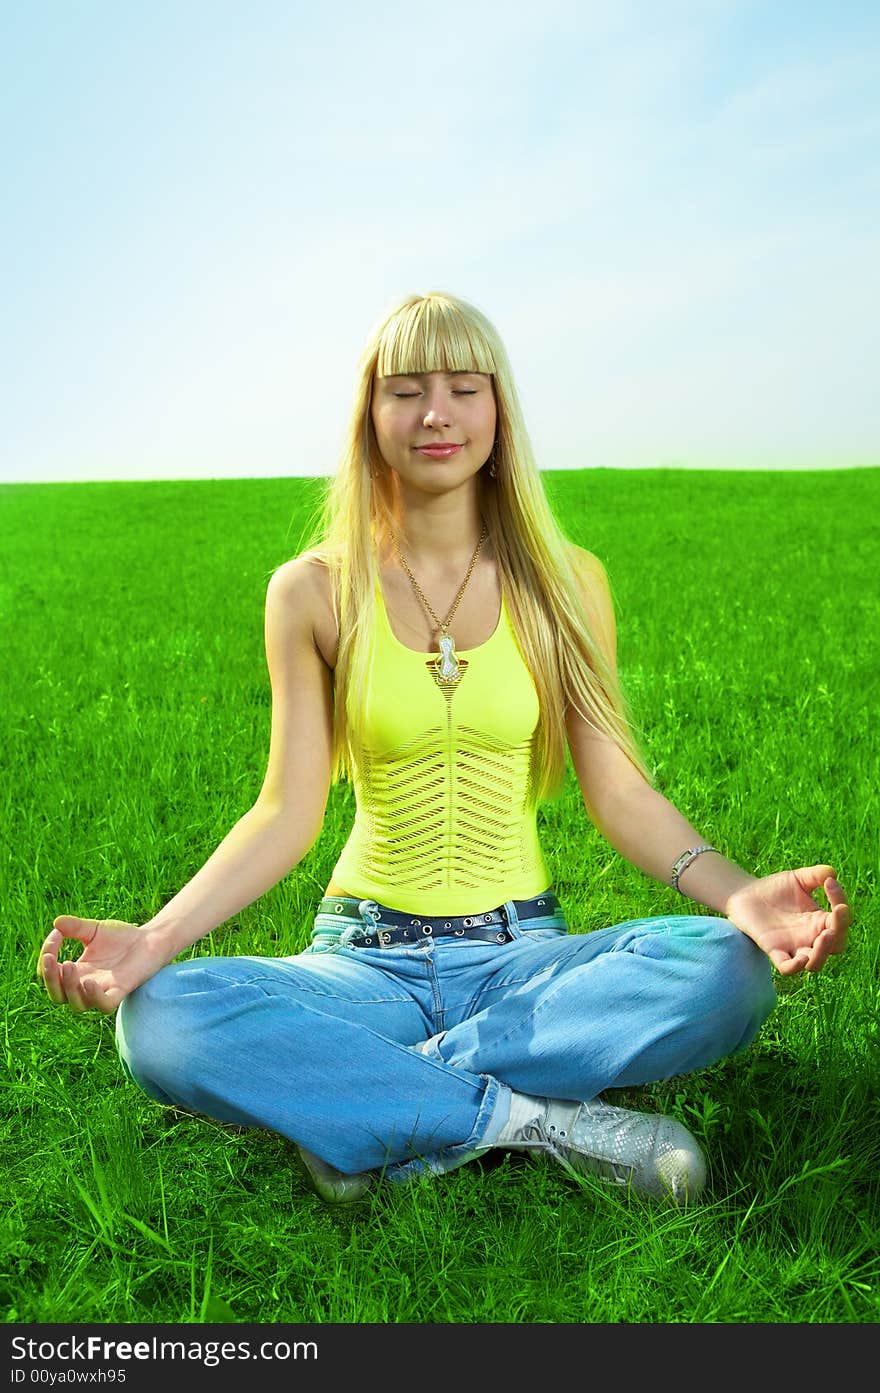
[2,467,878,1325]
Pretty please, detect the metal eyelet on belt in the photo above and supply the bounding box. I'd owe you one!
[410,919,421,927]
[454,927,465,936]
[495,931,508,943]
[463,917,474,927]
[370,910,381,921]
[444,922,452,929]
[422,924,433,935]
[334,902,344,912]
[537,899,545,907]
[483,913,494,923]
[363,937,374,947]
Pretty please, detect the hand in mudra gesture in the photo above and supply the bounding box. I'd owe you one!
[724,865,851,976]
[38,915,161,1014]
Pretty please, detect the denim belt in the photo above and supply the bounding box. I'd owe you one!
[316,891,562,948]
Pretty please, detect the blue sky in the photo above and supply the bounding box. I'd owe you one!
[2,0,878,482]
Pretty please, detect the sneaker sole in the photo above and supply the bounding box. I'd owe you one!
[294,1146,374,1204]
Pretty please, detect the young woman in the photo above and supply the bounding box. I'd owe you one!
[39,291,851,1206]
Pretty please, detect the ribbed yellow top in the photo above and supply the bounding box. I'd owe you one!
[330,578,551,915]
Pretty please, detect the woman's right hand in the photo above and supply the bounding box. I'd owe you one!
[38,916,165,1014]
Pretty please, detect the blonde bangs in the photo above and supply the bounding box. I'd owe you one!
[375,294,497,380]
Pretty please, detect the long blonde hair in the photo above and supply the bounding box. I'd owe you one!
[299,290,652,801]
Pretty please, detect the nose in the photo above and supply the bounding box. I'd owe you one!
[423,396,451,428]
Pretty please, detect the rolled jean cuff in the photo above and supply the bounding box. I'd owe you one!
[382,1074,512,1186]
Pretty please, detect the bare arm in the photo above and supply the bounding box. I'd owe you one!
[144,555,335,958]
[564,546,756,913]
[564,547,851,973]
[40,555,335,1011]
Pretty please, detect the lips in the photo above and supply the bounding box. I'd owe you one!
[415,444,463,457]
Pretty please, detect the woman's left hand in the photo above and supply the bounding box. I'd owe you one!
[724,865,851,975]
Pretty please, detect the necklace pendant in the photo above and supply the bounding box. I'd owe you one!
[437,631,461,685]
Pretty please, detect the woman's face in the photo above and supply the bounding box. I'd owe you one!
[370,370,497,493]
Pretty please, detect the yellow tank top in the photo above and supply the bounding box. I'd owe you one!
[330,577,552,915]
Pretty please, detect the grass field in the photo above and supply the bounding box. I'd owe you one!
[2,467,878,1326]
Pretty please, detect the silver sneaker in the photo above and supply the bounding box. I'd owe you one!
[295,1146,373,1204]
[506,1095,706,1204]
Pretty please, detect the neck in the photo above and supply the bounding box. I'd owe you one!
[387,480,486,569]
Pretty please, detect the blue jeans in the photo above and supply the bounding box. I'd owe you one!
[115,892,776,1182]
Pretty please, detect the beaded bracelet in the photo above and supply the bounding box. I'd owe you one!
[671,844,718,894]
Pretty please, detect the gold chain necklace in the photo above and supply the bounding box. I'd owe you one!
[392,520,489,686]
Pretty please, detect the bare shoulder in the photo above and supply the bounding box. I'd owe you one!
[567,542,610,587]
[266,548,339,669]
[256,550,337,822]
[565,542,617,668]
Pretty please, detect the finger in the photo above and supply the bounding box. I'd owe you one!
[60,959,91,1014]
[810,904,850,960]
[803,930,834,973]
[793,865,837,897]
[823,877,851,913]
[40,922,91,1002]
[809,917,849,970]
[37,929,64,982]
[824,883,853,932]
[40,952,67,1005]
[769,947,811,976]
[53,915,100,946]
[89,983,118,1016]
[827,901,851,946]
